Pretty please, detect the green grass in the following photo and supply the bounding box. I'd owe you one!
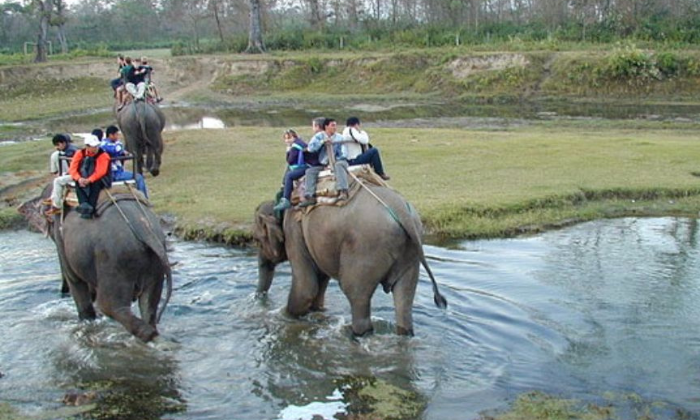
[3,123,700,244]
[110,124,700,242]
[0,77,111,122]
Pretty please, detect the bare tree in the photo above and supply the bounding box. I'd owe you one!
[246,0,265,53]
[209,0,226,43]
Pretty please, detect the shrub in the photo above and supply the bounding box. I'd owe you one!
[605,43,661,84]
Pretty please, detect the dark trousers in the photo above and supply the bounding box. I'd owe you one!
[283,167,309,200]
[110,78,123,91]
[76,183,104,214]
[348,147,386,175]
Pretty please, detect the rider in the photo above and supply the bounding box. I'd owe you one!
[120,57,147,110]
[273,129,316,212]
[45,134,78,216]
[299,118,349,207]
[139,57,163,103]
[68,134,111,219]
[100,125,149,198]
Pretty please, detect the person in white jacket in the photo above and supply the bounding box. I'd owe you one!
[341,117,390,180]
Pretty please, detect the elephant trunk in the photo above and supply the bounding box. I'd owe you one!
[257,253,276,295]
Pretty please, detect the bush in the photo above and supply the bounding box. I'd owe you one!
[605,43,661,84]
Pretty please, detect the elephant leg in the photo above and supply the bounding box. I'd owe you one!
[310,274,330,312]
[96,278,158,342]
[391,265,419,336]
[138,272,164,326]
[68,280,96,321]
[287,265,320,318]
[146,148,154,176]
[60,276,70,295]
[339,279,376,336]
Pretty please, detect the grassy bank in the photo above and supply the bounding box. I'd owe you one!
[5,45,700,124]
[3,122,699,244]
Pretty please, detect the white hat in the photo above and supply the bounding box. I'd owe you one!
[84,135,101,147]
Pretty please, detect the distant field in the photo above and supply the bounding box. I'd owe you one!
[118,48,171,59]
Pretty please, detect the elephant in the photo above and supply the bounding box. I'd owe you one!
[115,101,166,177]
[19,186,173,342]
[253,183,447,336]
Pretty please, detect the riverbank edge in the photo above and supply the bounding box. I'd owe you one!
[5,188,695,247]
[175,192,700,247]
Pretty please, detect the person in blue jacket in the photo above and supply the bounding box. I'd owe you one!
[100,125,149,198]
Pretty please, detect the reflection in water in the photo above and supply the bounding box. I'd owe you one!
[1,218,699,419]
[168,116,226,130]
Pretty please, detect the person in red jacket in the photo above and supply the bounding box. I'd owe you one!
[68,135,111,219]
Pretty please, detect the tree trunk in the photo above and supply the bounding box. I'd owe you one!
[34,0,51,63]
[307,0,323,30]
[57,23,68,54]
[213,4,225,44]
[246,0,265,54]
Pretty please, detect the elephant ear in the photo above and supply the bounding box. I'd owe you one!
[253,204,287,263]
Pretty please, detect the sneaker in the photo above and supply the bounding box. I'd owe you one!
[117,103,125,111]
[379,173,391,181]
[273,198,291,212]
[337,190,349,202]
[156,97,164,103]
[45,206,62,216]
[297,197,317,208]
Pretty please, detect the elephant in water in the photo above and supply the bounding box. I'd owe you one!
[19,187,173,342]
[115,101,166,176]
[253,183,447,336]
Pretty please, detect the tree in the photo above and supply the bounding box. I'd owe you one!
[209,0,226,43]
[51,0,68,54]
[245,0,265,53]
[31,0,53,62]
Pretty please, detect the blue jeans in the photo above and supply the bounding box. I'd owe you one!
[114,170,148,198]
[283,167,308,200]
[348,147,386,176]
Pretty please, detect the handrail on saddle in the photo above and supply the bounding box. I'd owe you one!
[58,154,138,181]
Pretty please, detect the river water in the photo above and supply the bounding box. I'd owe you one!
[5,99,700,143]
[1,217,699,419]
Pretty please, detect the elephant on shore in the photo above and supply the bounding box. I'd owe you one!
[115,101,166,177]
[20,187,173,342]
[253,184,447,336]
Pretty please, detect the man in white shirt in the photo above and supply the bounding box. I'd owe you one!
[342,117,390,181]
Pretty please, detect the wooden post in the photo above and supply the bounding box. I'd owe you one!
[325,139,336,170]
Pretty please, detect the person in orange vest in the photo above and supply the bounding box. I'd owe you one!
[68,135,111,219]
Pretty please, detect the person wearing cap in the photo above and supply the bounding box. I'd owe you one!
[67,134,111,219]
[342,117,390,181]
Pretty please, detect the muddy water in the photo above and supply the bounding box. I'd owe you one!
[1,217,699,419]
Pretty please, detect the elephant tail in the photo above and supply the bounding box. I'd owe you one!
[398,204,448,310]
[372,188,448,310]
[137,216,173,323]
